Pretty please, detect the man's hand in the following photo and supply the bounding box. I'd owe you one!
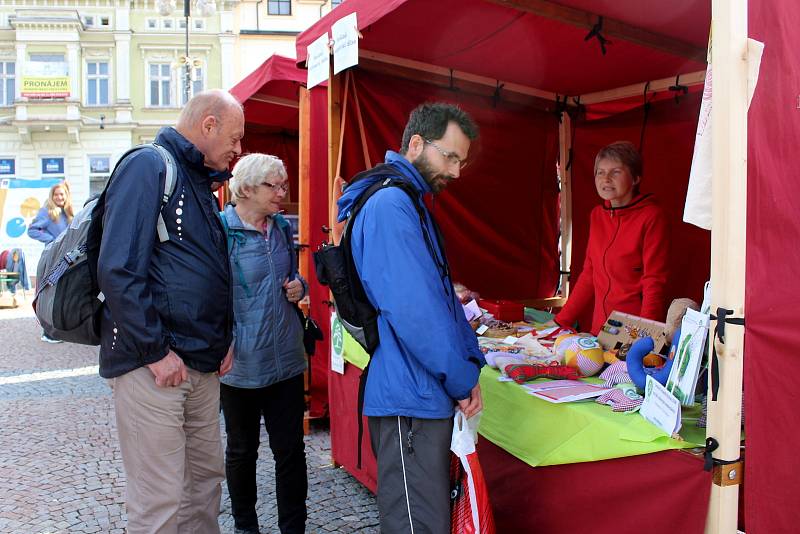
[219,345,234,376]
[457,384,482,419]
[147,350,188,387]
[283,277,304,303]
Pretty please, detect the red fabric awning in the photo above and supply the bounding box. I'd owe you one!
[229,55,307,131]
[296,0,707,96]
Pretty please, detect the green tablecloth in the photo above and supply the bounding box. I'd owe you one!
[477,367,705,467]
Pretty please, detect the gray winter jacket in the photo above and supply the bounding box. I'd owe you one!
[220,204,307,389]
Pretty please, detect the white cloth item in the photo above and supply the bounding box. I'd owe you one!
[683,39,764,231]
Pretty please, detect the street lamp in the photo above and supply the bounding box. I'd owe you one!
[155,0,216,103]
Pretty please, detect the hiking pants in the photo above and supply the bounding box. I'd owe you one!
[368,415,452,534]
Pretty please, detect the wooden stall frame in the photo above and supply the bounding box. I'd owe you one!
[314,1,743,530]
[557,112,573,303]
[706,0,748,531]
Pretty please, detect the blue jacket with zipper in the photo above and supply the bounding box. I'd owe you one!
[337,150,484,419]
[97,127,233,379]
[220,204,307,389]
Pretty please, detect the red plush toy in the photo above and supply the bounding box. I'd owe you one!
[504,363,581,384]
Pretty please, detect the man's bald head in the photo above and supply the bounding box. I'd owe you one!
[177,89,243,131]
[177,89,245,172]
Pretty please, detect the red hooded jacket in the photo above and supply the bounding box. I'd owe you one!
[556,194,669,334]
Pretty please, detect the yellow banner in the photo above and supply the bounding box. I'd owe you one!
[21,77,70,98]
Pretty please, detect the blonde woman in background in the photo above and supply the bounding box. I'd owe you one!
[28,182,74,244]
[28,181,74,343]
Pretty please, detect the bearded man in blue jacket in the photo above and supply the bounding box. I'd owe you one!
[337,102,484,533]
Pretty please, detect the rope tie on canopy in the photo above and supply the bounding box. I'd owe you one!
[669,74,689,104]
[554,94,568,122]
[492,80,505,108]
[638,82,654,152]
[584,16,611,55]
[709,307,746,402]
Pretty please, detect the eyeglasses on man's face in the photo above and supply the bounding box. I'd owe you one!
[423,138,469,170]
[260,181,290,193]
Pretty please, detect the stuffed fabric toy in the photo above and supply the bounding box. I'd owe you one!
[626,333,676,389]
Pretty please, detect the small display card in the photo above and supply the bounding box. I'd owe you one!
[640,375,682,436]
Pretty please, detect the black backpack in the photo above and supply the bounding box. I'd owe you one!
[313,164,436,355]
[33,144,177,344]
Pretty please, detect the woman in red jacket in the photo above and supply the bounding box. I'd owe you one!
[555,141,669,335]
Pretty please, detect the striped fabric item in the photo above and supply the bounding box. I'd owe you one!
[595,388,644,412]
[35,244,86,299]
[599,361,633,387]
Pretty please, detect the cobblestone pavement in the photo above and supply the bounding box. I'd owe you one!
[0,304,379,534]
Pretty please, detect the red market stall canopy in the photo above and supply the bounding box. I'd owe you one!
[296,1,800,533]
[229,55,331,419]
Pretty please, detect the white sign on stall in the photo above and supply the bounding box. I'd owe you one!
[640,376,682,437]
[332,12,359,75]
[330,312,345,374]
[306,32,330,90]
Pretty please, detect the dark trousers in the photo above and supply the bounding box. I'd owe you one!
[368,415,453,534]
[220,374,307,534]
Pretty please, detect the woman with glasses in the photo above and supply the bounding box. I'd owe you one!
[219,153,308,534]
[554,141,670,335]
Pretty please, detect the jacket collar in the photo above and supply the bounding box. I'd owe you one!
[223,203,290,232]
[155,127,233,184]
[601,193,655,213]
[384,150,432,195]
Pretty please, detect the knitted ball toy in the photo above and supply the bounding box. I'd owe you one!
[554,333,605,376]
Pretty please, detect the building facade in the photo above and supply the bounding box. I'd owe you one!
[0,0,239,209]
[232,0,342,83]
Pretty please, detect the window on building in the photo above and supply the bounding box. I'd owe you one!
[0,158,15,177]
[86,61,110,106]
[149,63,172,107]
[0,62,14,106]
[88,156,111,196]
[147,18,157,29]
[180,65,204,106]
[268,0,291,15]
[100,16,110,27]
[194,19,205,30]
[179,18,187,30]
[41,157,65,177]
[84,15,95,26]
[163,19,174,30]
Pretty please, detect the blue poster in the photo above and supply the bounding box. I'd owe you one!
[0,159,14,175]
[41,157,64,174]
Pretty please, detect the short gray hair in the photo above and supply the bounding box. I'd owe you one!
[229,153,287,201]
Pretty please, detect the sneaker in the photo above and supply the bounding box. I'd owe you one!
[41,334,63,344]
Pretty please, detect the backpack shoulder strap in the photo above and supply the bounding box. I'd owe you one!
[150,143,177,243]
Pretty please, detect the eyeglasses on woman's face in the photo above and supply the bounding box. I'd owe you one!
[423,138,469,170]
[260,181,290,194]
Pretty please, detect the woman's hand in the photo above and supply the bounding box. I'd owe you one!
[284,278,304,303]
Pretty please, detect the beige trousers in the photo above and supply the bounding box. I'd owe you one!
[112,366,224,534]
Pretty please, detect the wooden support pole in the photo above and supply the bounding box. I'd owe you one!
[359,49,567,107]
[327,67,342,238]
[706,0,748,532]
[579,70,706,105]
[557,112,573,300]
[298,86,311,283]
